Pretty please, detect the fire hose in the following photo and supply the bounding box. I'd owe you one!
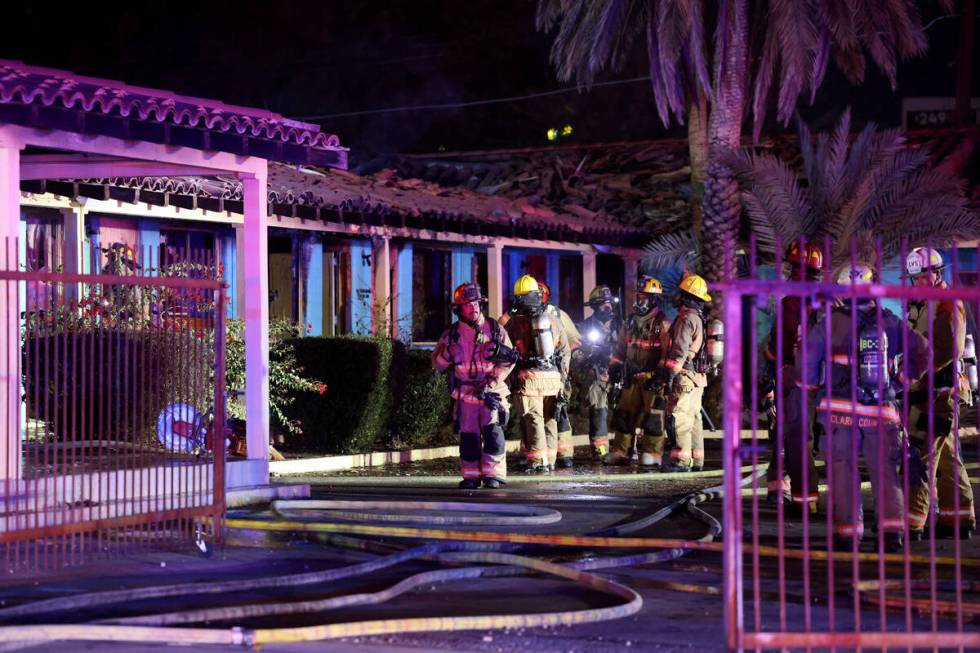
[0,478,725,646]
[0,472,976,646]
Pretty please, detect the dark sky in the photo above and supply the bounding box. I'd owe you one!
[2,1,974,164]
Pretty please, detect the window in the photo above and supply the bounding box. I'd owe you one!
[412,246,451,342]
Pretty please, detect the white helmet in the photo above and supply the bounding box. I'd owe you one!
[906,247,944,276]
[836,263,875,285]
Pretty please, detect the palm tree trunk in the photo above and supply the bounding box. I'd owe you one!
[688,91,709,242]
[701,0,748,282]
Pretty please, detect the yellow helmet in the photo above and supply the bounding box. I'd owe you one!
[836,263,875,285]
[679,274,711,302]
[637,276,663,295]
[513,274,540,296]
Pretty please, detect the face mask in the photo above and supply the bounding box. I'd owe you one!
[597,306,614,323]
[634,297,652,316]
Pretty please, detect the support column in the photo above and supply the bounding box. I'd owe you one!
[242,167,270,478]
[0,138,21,480]
[582,250,597,309]
[137,218,161,276]
[324,250,336,336]
[545,253,560,307]
[60,202,86,301]
[393,242,413,341]
[624,254,640,314]
[372,236,391,337]
[487,243,504,320]
[305,238,323,336]
[233,224,245,322]
[220,232,238,319]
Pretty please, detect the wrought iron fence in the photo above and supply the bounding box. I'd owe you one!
[0,239,226,573]
[721,237,980,651]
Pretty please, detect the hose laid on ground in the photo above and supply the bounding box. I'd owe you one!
[269,499,563,526]
[0,552,642,646]
[854,579,980,620]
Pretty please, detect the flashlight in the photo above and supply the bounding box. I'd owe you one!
[587,329,602,344]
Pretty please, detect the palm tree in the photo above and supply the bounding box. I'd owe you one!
[728,109,980,268]
[537,0,940,281]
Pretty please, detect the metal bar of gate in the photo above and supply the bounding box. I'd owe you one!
[717,243,980,651]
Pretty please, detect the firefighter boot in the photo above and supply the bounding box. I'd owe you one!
[482,477,506,489]
[458,479,480,490]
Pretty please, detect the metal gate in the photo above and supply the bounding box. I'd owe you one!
[722,238,980,651]
[0,239,226,573]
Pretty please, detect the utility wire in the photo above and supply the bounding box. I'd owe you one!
[293,75,652,121]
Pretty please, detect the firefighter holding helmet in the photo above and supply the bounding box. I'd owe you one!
[802,263,929,552]
[606,277,672,467]
[905,247,976,539]
[761,242,823,511]
[573,285,621,460]
[432,283,518,489]
[504,275,570,472]
[659,274,713,472]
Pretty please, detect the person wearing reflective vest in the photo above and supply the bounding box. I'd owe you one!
[573,285,621,460]
[905,248,976,539]
[761,242,823,511]
[504,275,570,473]
[606,277,672,467]
[433,283,517,489]
[801,264,929,552]
[659,274,711,472]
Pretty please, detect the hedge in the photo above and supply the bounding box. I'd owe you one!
[284,337,454,454]
[284,336,394,454]
[389,348,453,449]
[22,328,213,445]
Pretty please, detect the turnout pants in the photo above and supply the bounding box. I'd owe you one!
[667,375,705,468]
[820,415,904,539]
[583,374,611,456]
[610,384,665,464]
[556,380,575,462]
[908,426,976,531]
[520,395,559,467]
[768,373,820,506]
[457,396,508,481]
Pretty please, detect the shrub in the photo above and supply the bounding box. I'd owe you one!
[22,327,212,446]
[284,336,393,453]
[389,348,453,449]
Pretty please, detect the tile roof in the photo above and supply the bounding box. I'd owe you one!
[23,163,647,247]
[0,60,347,168]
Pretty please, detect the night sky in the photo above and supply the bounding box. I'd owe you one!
[2,1,974,163]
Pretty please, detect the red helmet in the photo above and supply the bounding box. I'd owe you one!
[452,283,485,306]
[786,242,823,274]
[538,280,551,305]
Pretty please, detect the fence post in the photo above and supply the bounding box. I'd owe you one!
[723,285,744,651]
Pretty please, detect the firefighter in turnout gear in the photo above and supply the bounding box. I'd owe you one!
[433,283,517,489]
[660,274,712,472]
[606,277,672,467]
[762,242,823,511]
[539,280,581,467]
[802,263,930,552]
[905,248,976,539]
[573,285,620,460]
[504,275,570,472]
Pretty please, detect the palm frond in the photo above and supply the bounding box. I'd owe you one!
[642,230,700,295]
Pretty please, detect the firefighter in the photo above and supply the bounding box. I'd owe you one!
[801,263,929,552]
[659,274,712,472]
[432,283,518,489]
[905,248,976,540]
[503,275,570,472]
[606,277,672,467]
[573,285,621,460]
[539,280,580,467]
[761,242,823,512]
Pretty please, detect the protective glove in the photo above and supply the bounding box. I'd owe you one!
[654,366,674,388]
[608,361,623,384]
[481,390,503,412]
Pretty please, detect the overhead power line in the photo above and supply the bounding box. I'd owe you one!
[293,76,652,121]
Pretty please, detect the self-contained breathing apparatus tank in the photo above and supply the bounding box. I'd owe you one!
[858,322,889,403]
[962,333,978,396]
[531,310,555,360]
[705,319,724,372]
